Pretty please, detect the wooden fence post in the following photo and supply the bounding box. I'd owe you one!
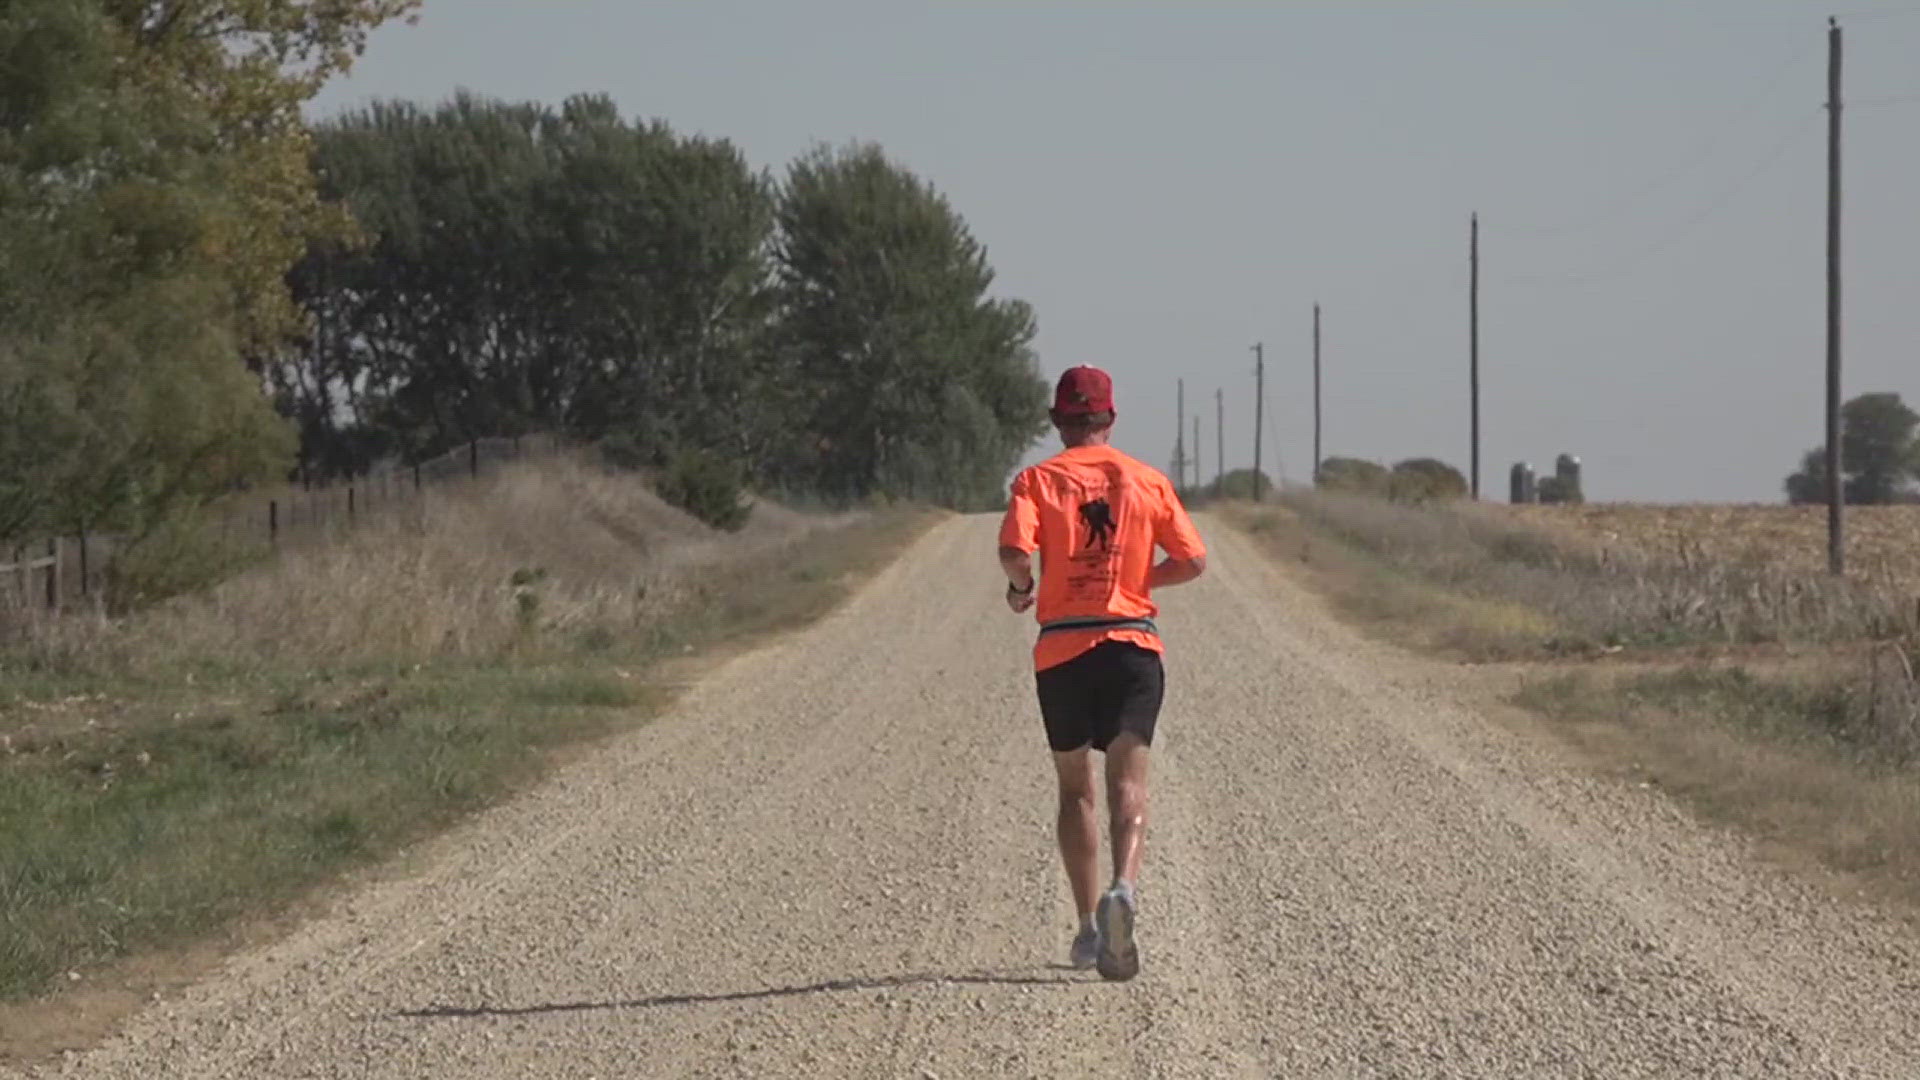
[469,440,479,478]
[46,537,58,610]
[348,484,356,521]
[270,500,279,544]
[78,528,89,598]
[414,463,422,491]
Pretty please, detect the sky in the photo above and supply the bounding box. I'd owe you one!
[309,1,1920,504]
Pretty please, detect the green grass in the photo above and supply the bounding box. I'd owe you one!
[0,500,936,1003]
[1517,662,1917,770]
[1511,663,1920,895]
[0,664,636,1000]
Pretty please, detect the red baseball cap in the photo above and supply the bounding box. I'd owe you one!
[1052,365,1115,417]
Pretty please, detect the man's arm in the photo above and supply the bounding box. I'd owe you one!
[1147,553,1206,590]
[1148,480,1208,590]
[997,471,1040,612]
[999,546,1037,613]
[999,546,1035,592]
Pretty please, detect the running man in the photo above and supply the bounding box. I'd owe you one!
[997,365,1207,981]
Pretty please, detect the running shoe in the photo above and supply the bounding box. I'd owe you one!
[1094,884,1139,981]
[1070,925,1100,970]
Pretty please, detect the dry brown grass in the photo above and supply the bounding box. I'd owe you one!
[14,453,860,673]
[1220,502,1560,660]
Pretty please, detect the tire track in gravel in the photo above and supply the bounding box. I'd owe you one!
[13,514,1920,1078]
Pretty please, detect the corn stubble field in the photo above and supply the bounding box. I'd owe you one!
[1265,492,1919,656]
[1507,503,1920,599]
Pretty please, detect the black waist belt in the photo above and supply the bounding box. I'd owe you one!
[1038,617,1159,638]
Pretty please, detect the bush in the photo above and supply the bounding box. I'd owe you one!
[1389,458,1468,504]
[655,448,751,532]
[595,431,650,472]
[102,512,266,613]
[1212,468,1276,501]
[1316,457,1389,496]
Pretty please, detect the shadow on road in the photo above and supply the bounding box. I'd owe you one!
[397,970,1082,1020]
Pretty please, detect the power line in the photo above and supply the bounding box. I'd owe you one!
[1486,39,1820,239]
[1851,90,1920,108]
[1500,111,1820,289]
[1828,6,1920,22]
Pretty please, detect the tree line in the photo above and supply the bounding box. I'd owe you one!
[281,93,1047,515]
[1,1,1048,557]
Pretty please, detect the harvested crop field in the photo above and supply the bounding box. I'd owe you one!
[1504,504,1920,594]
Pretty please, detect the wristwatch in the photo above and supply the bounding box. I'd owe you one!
[1008,578,1035,596]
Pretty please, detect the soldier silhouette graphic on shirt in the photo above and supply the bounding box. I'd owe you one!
[1079,498,1116,553]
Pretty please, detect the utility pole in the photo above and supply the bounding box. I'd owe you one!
[1216,388,1224,492]
[1193,415,1201,492]
[1826,17,1845,575]
[1313,302,1323,485]
[1175,378,1187,493]
[1470,212,1481,500]
[1252,342,1266,502]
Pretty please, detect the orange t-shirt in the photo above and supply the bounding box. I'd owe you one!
[998,444,1207,672]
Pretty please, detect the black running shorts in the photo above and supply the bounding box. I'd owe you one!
[1033,641,1165,753]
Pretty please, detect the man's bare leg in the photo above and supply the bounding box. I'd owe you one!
[1104,732,1150,886]
[1052,747,1101,968]
[1051,747,1100,920]
[1094,732,1150,981]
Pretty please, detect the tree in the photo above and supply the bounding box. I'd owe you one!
[1784,447,1829,506]
[1841,392,1918,504]
[1783,392,1919,505]
[772,142,1048,505]
[0,1,408,545]
[107,0,422,355]
[289,95,574,469]
[286,94,775,476]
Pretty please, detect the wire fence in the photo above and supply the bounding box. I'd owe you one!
[1,434,563,612]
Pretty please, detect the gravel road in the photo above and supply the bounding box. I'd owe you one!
[15,514,1920,1078]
